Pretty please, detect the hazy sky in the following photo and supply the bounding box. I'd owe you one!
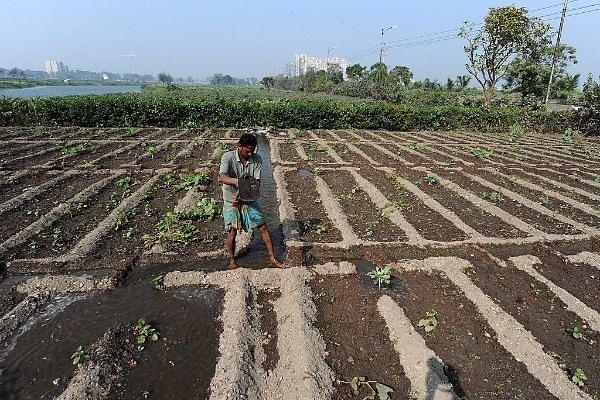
[2,0,598,82]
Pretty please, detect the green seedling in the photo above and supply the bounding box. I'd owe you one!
[483,190,503,204]
[571,368,587,387]
[315,222,328,234]
[566,326,583,339]
[314,196,322,204]
[367,266,391,290]
[134,318,159,351]
[595,175,600,183]
[425,171,438,185]
[508,123,524,142]
[150,273,165,289]
[338,376,394,400]
[313,288,326,301]
[418,310,439,332]
[538,194,550,206]
[173,172,211,191]
[71,345,89,366]
[365,221,377,237]
[407,142,424,151]
[471,146,493,159]
[143,390,151,399]
[212,141,228,150]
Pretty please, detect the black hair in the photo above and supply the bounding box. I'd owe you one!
[238,133,258,147]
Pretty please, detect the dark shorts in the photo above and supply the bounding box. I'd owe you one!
[223,201,265,232]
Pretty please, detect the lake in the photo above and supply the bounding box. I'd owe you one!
[0,85,141,99]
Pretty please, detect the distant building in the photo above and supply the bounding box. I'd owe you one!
[294,54,348,79]
[44,60,68,75]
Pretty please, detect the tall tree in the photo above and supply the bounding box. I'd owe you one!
[157,72,173,84]
[504,43,578,100]
[346,64,367,81]
[389,66,413,87]
[459,6,549,105]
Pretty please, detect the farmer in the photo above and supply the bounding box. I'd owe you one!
[218,133,284,269]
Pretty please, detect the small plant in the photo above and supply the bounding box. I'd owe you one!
[212,141,228,150]
[173,172,211,191]
[71,345,89,366]
[313,196,322,204]
[407,142,424,151]
[566,326,583,339]
[150,273,165,289]
[134,318,159,351]
[471,147,493,159]
[338,376,394,400]
[571,368,587,387]
[365,221,377,237]
[418,310,438,332]
[315,222,328,234]
[142,390,151,399]
[483,190,503,204]
[538,194,550,206]
[367,266,392,290]
[595,175,600,183]
[425,171,438,185]
[561,128,581,144]
[508,123,524,142]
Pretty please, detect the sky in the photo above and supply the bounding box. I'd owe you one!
[2,0,599,83]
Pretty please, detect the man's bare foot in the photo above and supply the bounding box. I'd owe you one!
[227,260,238,270]
[269,258,285,269]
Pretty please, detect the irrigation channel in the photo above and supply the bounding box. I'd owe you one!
[0,126,599,399]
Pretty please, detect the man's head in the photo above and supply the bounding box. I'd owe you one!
[237,133,257,159]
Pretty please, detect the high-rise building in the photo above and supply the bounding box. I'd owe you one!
[294,54,348,79]
[44,60,68,75]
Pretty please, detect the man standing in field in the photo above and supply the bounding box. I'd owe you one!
[218,133,284,269]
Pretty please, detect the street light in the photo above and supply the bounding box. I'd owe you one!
[379,25,397,64]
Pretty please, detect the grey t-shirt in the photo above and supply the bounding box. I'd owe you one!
[219,149,262,202]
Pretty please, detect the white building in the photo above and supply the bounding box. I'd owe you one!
[44,60,68,75]
[294,54,348,79]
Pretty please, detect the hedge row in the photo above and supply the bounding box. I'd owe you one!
[0,93,581,133]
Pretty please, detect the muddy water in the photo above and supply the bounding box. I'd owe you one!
[235,135,286,268]
[0,282,223,400]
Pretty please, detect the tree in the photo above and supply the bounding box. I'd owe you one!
[504,43,578,101]
[389,66,412,87]
[368,62,388,84]
[455,75,472,90]
[459,6,549,105]
[157,72,173,84]
[346,63,367,81]
[260,76,275,89]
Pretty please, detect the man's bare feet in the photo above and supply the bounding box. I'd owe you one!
[269,258,285,269]
[227,260,238,270]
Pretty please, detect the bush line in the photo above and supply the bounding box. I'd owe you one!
[0,93,583,133]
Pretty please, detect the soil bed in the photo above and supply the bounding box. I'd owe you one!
[366,167,468,241]
[320,169,410,242]
[399,167,528,239]
[396,267,556,399]
[309,273,412,400]
[466,247,600,398]
[284,168,343,243]
[436,168,580,235]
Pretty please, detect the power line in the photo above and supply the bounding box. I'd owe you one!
[345,3,600,63]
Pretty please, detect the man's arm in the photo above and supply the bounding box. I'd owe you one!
[218,173,238,186]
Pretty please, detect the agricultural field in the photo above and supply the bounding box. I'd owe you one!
[0,125,599,399]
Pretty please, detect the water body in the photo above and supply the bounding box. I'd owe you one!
[0,85,141,99]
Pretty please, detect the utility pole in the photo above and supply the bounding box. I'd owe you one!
[545,0,568,104]
[379,25,396,65]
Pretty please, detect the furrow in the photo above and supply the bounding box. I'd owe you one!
[377,295,457,400]
[509,255,600,332]
[394,257,592,400]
